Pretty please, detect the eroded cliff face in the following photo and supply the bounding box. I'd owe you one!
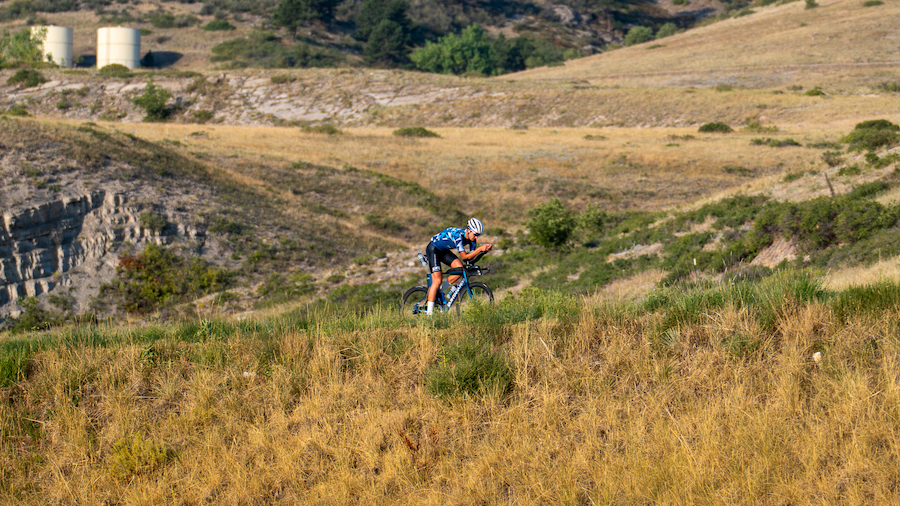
[0,188,204,317]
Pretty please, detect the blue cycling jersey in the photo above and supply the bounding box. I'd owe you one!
[430,227,476,253]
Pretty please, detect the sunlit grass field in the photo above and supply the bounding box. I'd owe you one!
[4,274,900,504]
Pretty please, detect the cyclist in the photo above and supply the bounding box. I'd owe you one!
[424,217,493,315]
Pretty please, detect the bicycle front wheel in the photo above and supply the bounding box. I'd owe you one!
[455,282,494,313]
[400,286,429,317]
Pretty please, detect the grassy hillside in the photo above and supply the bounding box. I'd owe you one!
[3,275,900,503]
[511,0,900,88]
[0,118,468,319]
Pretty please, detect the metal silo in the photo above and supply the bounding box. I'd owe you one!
[33,26,74,68]
[97,27,141,69]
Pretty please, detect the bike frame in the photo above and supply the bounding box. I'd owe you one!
[425,269,473,309]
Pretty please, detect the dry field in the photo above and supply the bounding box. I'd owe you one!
[109,121,866,230]
[4,284,900,504]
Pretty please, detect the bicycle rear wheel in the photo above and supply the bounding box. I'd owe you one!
[455,282,493,313]
[400,286,429,317]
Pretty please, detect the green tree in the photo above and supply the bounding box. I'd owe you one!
[0,26,46,64]
[527,198,577,249]
[356,0,411,41]
[364,19,409,66]
[272,0,339,37]
[411,24,495,75]
[131,80,172,122]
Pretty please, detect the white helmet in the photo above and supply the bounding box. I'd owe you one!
[467,218,484,235]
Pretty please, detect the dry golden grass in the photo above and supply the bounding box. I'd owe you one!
[512,0,900,89]
[4,292,900,504]
[108,121,855,230]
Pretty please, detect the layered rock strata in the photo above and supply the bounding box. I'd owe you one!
[0,190,200,313]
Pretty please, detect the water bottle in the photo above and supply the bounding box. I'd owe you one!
[417,253,428,268]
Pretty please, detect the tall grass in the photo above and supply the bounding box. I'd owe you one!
[4,280,900,503]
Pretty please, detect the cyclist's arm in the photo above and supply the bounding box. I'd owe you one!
[457,243,492,260]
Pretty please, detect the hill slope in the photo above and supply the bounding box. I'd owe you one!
[510,0,900,87]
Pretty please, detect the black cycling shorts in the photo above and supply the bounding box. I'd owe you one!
[425,242,459,273]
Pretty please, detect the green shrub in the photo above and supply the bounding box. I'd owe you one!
[624,26,654,46]
[131,80,172,122]
[138,212,168,232]
[840,119,900,151]
[862,0,884,6]
[99,64,132,78]
[722,165,754,177]
[112,244,233,313]
[202,19,236,30]
[656,22,679,38]
[805,88,826,96]
[149,12,199,29]
[783,170,806,182]
[821,151,844,167]
[577,205,610,243]
[847,181,891,200]
[751,138,802,147]
[805,0,818,8]
[365,213,405,232]
[191,110,214,123]
[3,103,28,116]
[698,122,733,133]
[834,200,887,244]
[6,68,45,87]
[6,297,62,334]
[527,198,576,249]
[392,126,440,138]
[838,165,861,176]
[270,74,296,84]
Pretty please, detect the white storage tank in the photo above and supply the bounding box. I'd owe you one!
[33,26,74,68]
[97,27,141,69]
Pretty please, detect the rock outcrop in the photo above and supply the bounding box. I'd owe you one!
[0,189,202,316]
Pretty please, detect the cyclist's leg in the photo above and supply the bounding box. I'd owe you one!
[447,257,464,285]
[425,243,444,308]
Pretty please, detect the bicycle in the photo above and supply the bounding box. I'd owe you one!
[400,251,493,316]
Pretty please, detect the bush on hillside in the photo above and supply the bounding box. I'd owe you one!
[132,80,172,122]
[410,24,572,75]
[840,119,900,151]
[656,22,679,38]
[111,244,233,314]
[698,122,733,133]
[6,68,45,87]
[392,127,440,138]
[99,64,133,78]
[202,20,236,31]
[148,12,200,29]
[210,31,343,68]
[751,138,801,147]
[527,198,576,249]
[624,26,654,46]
